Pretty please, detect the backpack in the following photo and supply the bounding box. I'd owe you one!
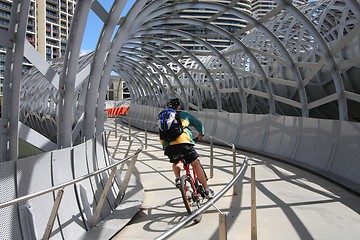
[158,108,183,141]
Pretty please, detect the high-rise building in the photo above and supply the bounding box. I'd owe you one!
[251,0,308,19]
[145,0,251,59]
[0,0,76,95]
[146,1,309,60]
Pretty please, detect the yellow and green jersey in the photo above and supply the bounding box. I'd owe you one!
[160,111,204,149]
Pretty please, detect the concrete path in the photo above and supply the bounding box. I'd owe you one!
[106,121,360,240]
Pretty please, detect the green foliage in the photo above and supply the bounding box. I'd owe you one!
[19,139,44,158]
[0,96,43,159]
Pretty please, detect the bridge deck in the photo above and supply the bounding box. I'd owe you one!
[104,121,360,240]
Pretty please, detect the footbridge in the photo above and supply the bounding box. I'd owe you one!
[0,0,360,239]
[94,118,360,239]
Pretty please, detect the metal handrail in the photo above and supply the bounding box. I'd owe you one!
[0,133,144,210]
[155,156,249,240]
[1,130,144,239]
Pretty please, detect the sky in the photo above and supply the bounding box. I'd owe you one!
[81,0,136,55]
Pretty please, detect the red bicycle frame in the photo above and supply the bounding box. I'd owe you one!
[182,160,202,198]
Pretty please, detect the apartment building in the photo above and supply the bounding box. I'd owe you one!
[147,0,310,59]
[251,0,308,19]
[0,0,76,94]
[145,0,252,59]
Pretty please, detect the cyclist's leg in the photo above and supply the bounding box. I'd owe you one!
[172,161,182,178]
[181,144,208,189]
[190,159,208,189]
[192,160,214,198]
[165,145,184,187]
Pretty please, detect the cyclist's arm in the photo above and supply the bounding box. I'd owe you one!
[184,112,204,136]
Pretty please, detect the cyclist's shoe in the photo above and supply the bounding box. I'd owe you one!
[175,177,180,189]
[205,187,214,199]
[186,191,192,199]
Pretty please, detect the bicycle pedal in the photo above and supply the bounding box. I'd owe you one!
[193,193,202,201]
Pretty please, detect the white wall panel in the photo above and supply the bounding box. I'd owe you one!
[236,114,265,150]
[213,112,230,141]
[73,142,95,230]
[52,148,86,239]
[16,153,53,239]
[223,113,241,144]
[293,118,332,169]
[85,139,105,222]
[329,121,360,192]
[204,111,216,136]
[0,161,22,240]
[95,135,114,215]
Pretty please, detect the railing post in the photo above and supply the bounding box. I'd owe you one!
[251,166,257,240]
[128,122,131,142]
[105,130,111,145]
[115,116,118,139]
[42,189,64,240]
[219,213,227,240]
[232,144,237,195]
[112,134,123,158]
[144,121,148,150]
[117,139,134,175]
[210,136,214,178]
[91,167,117,227]
[124,139,133,159]
[115,153,139,206]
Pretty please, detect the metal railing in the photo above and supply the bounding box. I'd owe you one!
[0,131,144,240]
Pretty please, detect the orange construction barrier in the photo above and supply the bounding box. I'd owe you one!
[105,106,129,118]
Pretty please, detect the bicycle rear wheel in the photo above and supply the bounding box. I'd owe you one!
[179,175,202,223]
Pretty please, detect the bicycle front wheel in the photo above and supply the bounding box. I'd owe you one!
[179,175,202,223]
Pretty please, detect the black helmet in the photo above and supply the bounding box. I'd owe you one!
[167,98,180,108]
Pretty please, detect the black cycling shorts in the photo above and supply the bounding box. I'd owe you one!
[164,143,199,164]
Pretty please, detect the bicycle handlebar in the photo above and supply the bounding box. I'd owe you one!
[193,134,204,142]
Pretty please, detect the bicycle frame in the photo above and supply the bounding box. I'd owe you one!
[176,136,206,223]
[178,159,203,223]
[182,161,201,197]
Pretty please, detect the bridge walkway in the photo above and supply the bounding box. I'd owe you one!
[105,121,360,240]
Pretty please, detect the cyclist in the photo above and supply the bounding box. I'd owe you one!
[160,98,214,199]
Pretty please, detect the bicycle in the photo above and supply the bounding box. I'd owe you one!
[174,137,208,223]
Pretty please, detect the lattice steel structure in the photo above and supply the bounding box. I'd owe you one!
[0,0,359,161]
[0,1,359,239]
